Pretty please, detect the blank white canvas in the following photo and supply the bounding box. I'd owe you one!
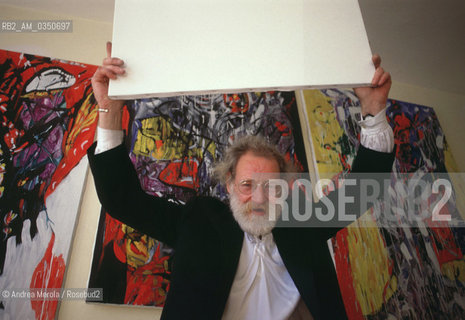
[109,0,375,99]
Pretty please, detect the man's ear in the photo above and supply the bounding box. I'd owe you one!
[226,173,232,194]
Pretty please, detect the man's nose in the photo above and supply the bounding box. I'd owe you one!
[251,185,267,204]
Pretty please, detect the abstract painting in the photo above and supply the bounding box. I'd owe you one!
[0,49,98,319]
[88,92,308,306]
[298,89,465,319]
[297,89,360,183]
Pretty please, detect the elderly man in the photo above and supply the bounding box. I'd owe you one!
[88,42,395,319]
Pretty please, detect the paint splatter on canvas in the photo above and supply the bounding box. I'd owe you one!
[88,92,308,306]
[299,89,465,319]
[0,49,98,319]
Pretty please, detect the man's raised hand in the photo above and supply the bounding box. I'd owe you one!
[92,42,126,129]
[354,54,392,117]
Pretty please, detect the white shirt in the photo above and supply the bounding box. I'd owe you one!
[94,108,394,319]
[222,233,301,320]
[358,107,394,153]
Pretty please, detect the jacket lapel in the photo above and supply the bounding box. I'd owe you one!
[273,227,321,319]
[208,201,244,315]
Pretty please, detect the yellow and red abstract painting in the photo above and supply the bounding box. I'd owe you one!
[299,88,465,319]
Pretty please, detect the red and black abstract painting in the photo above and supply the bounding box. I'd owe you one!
[88,92,308,306]
[0,49,98,319]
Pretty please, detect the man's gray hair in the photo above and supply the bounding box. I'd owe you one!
[213,135,294,185]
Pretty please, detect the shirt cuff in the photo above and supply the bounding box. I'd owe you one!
[95,127,124,155]
[358,107,394,153]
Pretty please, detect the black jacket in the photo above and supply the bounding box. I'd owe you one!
[88,143,395,319]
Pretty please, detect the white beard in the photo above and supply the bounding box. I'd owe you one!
[229,189,281,237]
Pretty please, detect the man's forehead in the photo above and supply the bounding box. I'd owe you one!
[234,160,280,184]
[236,152,279,170]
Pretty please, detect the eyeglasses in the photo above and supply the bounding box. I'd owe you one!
[235,179,283,198]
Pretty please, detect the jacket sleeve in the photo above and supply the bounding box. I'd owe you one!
[87,142,185,248]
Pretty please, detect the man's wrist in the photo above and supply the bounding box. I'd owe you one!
[358,106,394,153]
[362,114,374,120]
[98,107,123,130]
[358,107,389,132]
[360,100,387,118]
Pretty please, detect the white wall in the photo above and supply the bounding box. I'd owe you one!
[1,4,464,320]
[0,4,111,65]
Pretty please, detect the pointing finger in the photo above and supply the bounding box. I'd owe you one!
[106,41,112,58]
[372,54,381,69]
[371,67,384,86]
